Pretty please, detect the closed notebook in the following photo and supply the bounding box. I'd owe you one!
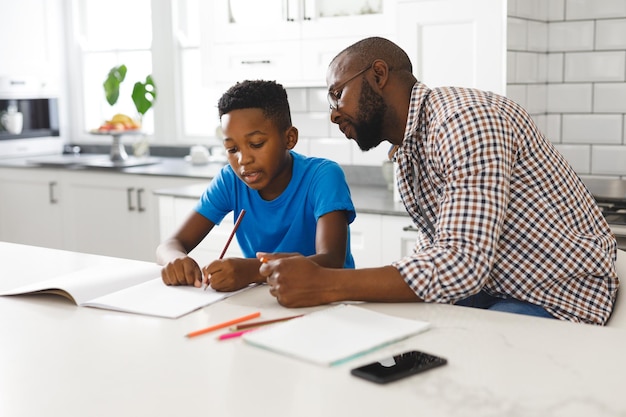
[242,304,430,366]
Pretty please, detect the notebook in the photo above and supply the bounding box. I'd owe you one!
[242,304,430,366]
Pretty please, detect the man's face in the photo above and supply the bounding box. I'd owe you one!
[352,77,387,151]
[327,57,387,151]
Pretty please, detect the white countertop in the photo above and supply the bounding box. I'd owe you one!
[1,241,624,417]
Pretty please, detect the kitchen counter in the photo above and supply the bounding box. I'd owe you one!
[0,153,225,179]
[1,241,625,417]
[0,153,409,217]
[2,153,625,220]
[154,182,409,217]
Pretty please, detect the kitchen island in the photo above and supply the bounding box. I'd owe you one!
[1,241,625,417]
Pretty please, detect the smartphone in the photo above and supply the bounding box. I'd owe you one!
[350,350,447,384]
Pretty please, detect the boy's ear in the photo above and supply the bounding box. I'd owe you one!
[285,126,298,150]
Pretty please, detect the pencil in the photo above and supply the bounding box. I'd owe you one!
[204,209,246,291]
[185,311,260,338]
[219,209,246,259]
[229,314,303,331]
[217,327,259,341]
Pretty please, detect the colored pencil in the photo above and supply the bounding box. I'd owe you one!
[229,315,303,331]
[185,311,260,338]
[217,327,259,341]
[204,209,246,291]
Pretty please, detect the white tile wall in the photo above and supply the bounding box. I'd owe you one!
[554,144,591,173]
[591,146,626,175]
[508,0,626,177]
[594,83,626,113]
[565,0,626,20]
[548,21,595,51]
[562,114,622,144]
[547,83,592,113]
[564,51,626,82]
[596,19,626,50]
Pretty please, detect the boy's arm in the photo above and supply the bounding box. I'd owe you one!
[156,211,215,286]
[307,210,350,268]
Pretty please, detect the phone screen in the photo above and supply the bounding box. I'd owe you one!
[350,350,447,384]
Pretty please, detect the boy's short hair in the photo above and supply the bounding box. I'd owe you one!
[217,80,292,132]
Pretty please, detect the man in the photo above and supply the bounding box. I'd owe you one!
[258,37,618,325]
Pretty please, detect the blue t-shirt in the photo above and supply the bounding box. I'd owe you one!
[195,151,356,268]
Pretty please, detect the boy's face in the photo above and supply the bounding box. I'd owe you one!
[221,108,297,201]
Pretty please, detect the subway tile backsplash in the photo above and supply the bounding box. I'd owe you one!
[508,0,626,178]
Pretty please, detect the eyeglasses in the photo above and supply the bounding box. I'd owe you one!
[327,63,373,111]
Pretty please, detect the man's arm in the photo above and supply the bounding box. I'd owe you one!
[258,254,421,307]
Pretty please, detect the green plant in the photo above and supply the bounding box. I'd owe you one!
[103,64,157,117]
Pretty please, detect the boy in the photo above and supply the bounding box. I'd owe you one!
[157,80,355,291]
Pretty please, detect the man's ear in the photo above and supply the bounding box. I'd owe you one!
[285,126,298,150]
[372,59,390,88]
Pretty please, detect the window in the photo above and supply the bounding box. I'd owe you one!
[69,0,218,145]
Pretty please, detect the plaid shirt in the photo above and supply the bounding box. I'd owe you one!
[390,82,618,324]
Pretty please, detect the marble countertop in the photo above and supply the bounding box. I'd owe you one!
[154,182,408,217]
[0,154,409,217]
[1,241,625,417]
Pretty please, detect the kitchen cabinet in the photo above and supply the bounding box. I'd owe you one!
[157,195,243,266]
[349,212,415,267]
[395,0,507,95]
[0,167,65,249]
[380,214,418,264]
[0,0,64,86]
[202,0,393,87]
[62,172,205,262]
[0,166,205,262]
[349,213,383,268]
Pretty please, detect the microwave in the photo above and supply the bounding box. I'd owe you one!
[0,76,63,159]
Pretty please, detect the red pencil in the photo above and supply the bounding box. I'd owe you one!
[204,209,246,291]
[185,311,260,338]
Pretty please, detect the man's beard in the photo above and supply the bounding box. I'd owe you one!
[353,78,387,151]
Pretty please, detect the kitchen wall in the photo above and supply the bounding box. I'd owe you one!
[288,0,626,178]
[507,0,626,178]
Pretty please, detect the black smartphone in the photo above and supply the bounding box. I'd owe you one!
[350,350,447,384]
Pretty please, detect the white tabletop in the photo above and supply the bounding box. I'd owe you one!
[1,242,624,417]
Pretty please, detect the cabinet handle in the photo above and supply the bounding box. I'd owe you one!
[49,181,58,204]
[240,60,271,65]
[127,187,136,211]
[402,225,420,233]
[137,188,145,212]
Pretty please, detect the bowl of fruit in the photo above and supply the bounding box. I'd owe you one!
[91,113,141,134]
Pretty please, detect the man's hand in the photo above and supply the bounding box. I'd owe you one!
[258,253,336,307]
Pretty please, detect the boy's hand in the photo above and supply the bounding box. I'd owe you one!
[203,258,262,292]
[161,256,203,287]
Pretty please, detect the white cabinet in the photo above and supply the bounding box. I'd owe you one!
[0,168,65,249]
[395,0,507,95]
[381,214,419,264]
[157,195,243,266]
[62,172,205,262]
[202,0,393,87]
[0,0,64,87]
[0,167,205,262]
[350,212,416,268]
[349,213,383,268]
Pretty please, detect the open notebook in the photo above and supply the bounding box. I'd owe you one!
[242,304,430,366]
[0,261,244,319]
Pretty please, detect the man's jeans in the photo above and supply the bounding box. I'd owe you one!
[455,290,554,319]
